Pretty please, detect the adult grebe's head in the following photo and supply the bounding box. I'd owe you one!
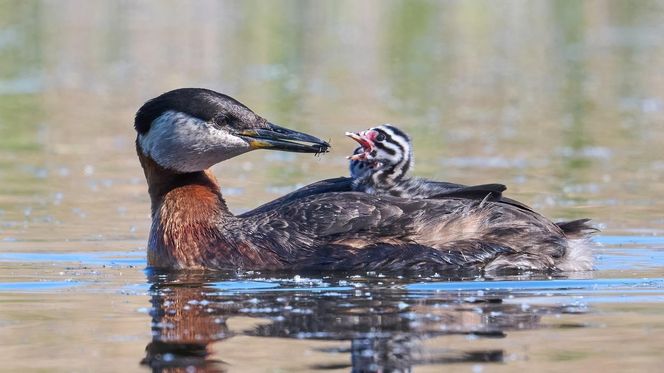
[346,124,413,179]
[135,88,329,173]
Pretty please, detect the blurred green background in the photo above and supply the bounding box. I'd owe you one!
[1,0,663,243]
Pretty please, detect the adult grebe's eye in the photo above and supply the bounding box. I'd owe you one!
[375,132,386,141]
[212,114,237,129]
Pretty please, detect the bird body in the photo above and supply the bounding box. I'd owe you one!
[135,88,594,272]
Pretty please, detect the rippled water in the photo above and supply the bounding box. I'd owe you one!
[1,0,664,372]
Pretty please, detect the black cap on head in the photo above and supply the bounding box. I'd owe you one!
[134,88,256,135]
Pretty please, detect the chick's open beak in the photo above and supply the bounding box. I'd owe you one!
[239,123,330,154]
[345,131,374,160]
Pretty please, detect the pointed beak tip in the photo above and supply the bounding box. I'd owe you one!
[346,131,373,148]
[240,123,330,154]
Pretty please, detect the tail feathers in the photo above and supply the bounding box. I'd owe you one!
[556,219,599,238]
[555,238,595,271]
[484,252,556,272]
[484,238,595,273]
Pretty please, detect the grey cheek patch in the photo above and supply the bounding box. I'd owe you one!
[138,111,252,173]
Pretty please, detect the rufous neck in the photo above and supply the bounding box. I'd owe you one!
[136,142,230,217]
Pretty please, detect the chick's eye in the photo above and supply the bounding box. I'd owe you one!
[375,133,386,141]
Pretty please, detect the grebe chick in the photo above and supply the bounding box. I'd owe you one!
[347,124,506,200]
[135,88,594,272]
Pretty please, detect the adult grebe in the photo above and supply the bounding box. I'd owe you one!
[135,88,594,272]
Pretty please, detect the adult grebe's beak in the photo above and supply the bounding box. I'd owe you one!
[239,123,330,154]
